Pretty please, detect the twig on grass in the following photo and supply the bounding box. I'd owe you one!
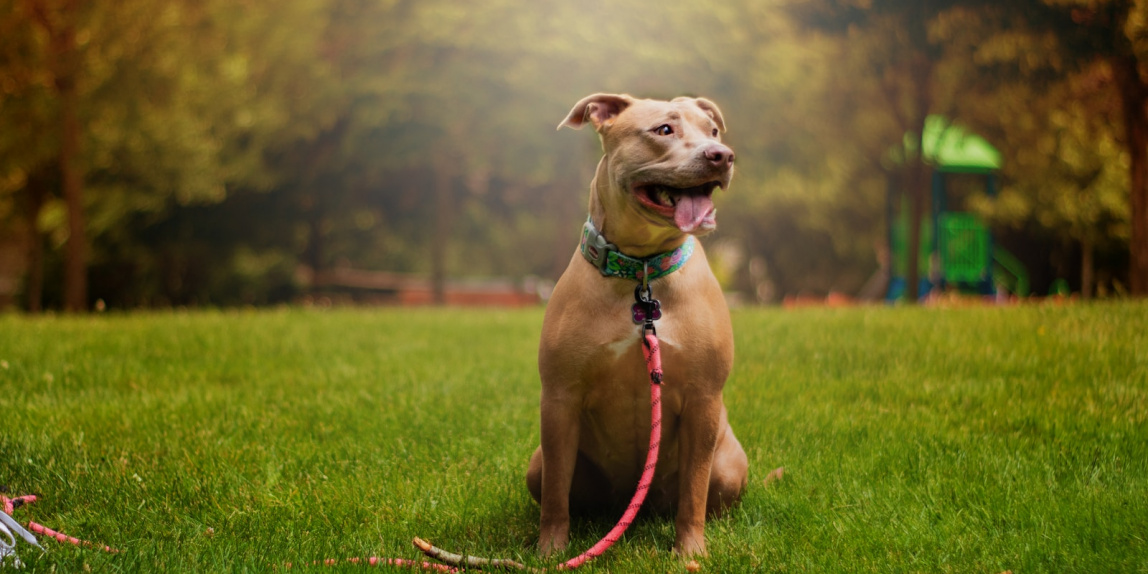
[413,537,540,572]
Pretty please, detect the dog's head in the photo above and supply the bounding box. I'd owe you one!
[559,93,734,238]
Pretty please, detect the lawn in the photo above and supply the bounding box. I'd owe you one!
[1,303,1145,572]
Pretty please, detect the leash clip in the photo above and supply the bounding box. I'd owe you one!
[632,282,661,327]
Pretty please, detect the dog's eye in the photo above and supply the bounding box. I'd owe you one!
[654,124,674,136]
[712,128,719,137]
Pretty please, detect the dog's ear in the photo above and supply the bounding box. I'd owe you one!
[558,93,635,131]
[693,98,727,133]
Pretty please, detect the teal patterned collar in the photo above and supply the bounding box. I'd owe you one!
[579,217,696,281]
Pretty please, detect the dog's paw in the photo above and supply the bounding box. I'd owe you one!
[538,525,569,556]
[673,533,707,559]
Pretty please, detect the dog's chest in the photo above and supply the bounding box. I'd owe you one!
[577,325,686,476]
[581,310,692,417]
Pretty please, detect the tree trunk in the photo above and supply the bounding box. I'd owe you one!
[23,170,48,313]
[1081,236,1094,300]
[431,163,452,305]
[41,0,88,313]
[902,54,934,304]
[552,145,588,281]
[60,70,86,312]
[303,193,324,296]
[904,159,925,302]
[299,123,344,297]
[1112,52,1148,296]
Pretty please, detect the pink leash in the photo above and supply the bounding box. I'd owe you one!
[1,494,119,554]
[284,557,458,571]
[288,324,666,571]
[323,278,672,571]
[7,280,668,571]
[3,327,666,571]
[402,324,666,572]
[558,329,662,569]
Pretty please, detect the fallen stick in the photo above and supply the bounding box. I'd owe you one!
[413,537,539,572]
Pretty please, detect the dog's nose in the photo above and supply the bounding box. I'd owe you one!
[703,144,735,168]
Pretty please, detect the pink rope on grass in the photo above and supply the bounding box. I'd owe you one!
[1,494,36,515]
[1,494,119,554]
[369,327,667,572]
[289,327,668,572]
[7,328,665,572]
[410,328,667,572]
[27,521,119,553]
[283,557,457,571]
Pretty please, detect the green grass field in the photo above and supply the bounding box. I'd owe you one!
[1,303,1146,573]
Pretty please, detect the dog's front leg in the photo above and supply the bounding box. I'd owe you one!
[537,391,581,555]
[674,394,724,557]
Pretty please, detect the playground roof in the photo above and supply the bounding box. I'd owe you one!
[917,115,1002,174]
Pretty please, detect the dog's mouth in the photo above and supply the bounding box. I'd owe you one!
[634,181,724,233]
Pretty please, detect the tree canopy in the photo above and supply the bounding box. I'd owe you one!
[0,0,1143,309]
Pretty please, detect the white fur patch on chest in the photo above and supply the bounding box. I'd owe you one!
[606,322,677,359]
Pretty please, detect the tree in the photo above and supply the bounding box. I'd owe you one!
[958,60,1130,297]
[784,1,980,302]
[21,0,86,311]
[0,0,56,311]
[8,0,1141,308]
[955,0,1148,295]
[2,0,338,309]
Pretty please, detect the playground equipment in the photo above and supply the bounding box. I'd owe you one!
[886,116,1029,301]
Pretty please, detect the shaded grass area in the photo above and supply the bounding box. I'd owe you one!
[1,303,1145,572]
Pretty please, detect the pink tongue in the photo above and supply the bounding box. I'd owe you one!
[673,194,715,232]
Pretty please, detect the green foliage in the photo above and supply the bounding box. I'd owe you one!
[1,0,1143,307]
[0,305,1146,571]
[937,10,1132,248]
[969,63,1129,248]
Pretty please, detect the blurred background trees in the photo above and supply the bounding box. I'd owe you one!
[0,0,1142,310]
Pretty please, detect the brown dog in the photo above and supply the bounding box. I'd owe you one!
[526,93,748,558]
